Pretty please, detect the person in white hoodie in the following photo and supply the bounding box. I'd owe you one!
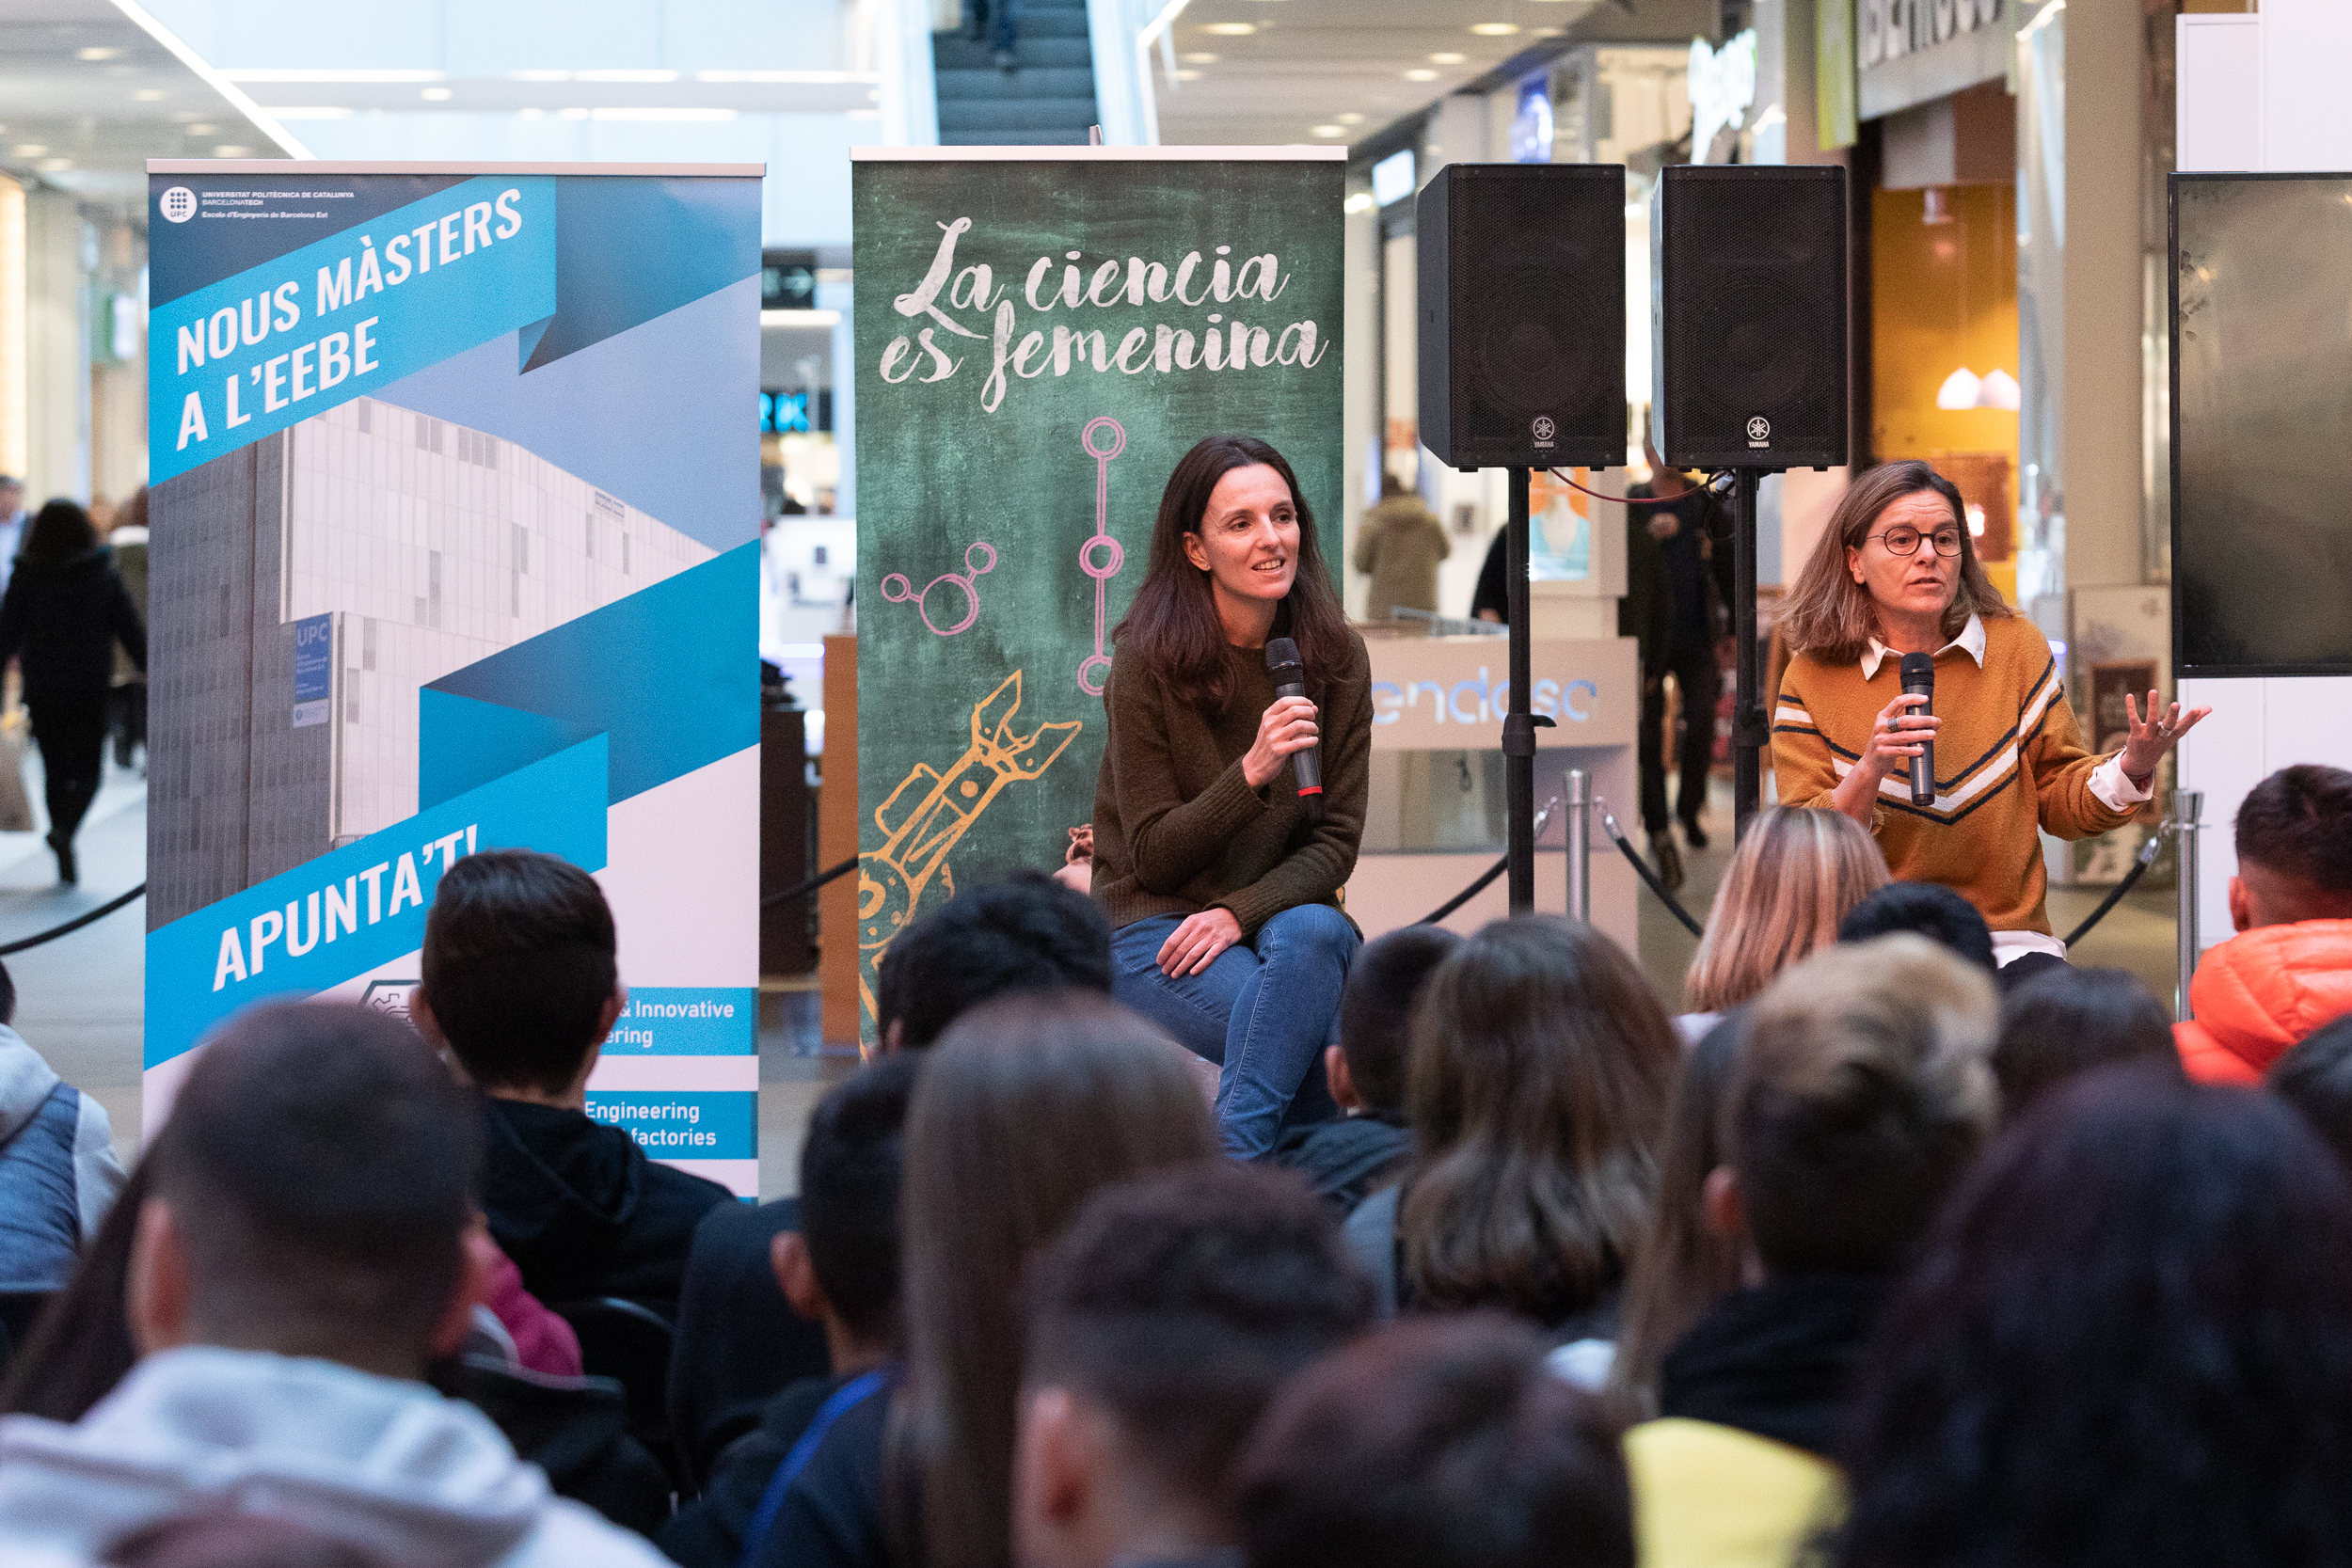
[0,958,124,1290]
[0,1000,669,1568]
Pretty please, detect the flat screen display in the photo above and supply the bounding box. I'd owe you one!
[2172,173,2352,675]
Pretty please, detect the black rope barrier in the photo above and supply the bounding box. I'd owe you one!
[0,882,146,957]
[1414,800,1556,927]
[2060,827,2168,949]
[761,855,860,910]
[1415,857,1508,927]
[1591,800,1707,938]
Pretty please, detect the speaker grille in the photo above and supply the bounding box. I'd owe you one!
[1654,166,1848,469]
[1419,165,1626,470]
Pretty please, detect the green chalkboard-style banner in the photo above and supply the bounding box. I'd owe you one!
[850,147,1345,1035]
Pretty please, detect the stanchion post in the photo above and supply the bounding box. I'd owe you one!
[1565,767,1589,923]
[1503,467,1536,914]
[2175,789,2203,1021]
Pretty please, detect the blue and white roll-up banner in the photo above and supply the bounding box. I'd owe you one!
[143,161,765,1196]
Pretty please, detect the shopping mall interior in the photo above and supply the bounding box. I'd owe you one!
[0,0,2309,1196]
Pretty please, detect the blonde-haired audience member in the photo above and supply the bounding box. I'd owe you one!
[1680,808,1888,1039]
[1626,936,1998,1568]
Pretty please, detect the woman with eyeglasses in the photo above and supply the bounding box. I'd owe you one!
[1770,461,2208,965]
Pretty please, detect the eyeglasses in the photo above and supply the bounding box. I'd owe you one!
[1867,525,1964,558]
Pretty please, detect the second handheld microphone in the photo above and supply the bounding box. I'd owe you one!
[1263,637,1323,821]
[1899,652,1935,808]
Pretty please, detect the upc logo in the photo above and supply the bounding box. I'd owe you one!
[1531,416,1556,447]
[1746,415,1772,447]
[159,186,199,223]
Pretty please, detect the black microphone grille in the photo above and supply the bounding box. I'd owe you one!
[1899,651,1935,688]
[1265,637,1302,671]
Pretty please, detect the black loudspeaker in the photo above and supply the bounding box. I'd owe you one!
[1418,163,1627,471]
[1652,165,1848,470]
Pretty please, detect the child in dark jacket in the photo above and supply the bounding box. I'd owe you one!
[1273,926,1457,1215]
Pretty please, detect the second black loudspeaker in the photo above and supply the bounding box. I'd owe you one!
[1418,163,1626,471]
[1652,164,1848,471]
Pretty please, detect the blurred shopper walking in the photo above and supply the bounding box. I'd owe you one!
[104,489,149,772]
[965,0,1019,69]
[0,478,24,606]
[1353,475,1450,623]
[0,501,146,885]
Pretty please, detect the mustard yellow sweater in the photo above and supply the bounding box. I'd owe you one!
[1772,614,2136,936]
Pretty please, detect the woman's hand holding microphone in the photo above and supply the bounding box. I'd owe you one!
[1160,696,1321,979]
[1242,695,1319,791]
[1831,691,1940,826]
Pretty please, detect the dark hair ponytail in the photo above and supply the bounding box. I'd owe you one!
[1112,436,1350,711]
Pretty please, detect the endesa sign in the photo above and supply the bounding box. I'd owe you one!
[1363,636,1637,752]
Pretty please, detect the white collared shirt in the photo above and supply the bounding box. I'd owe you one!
[1859,613,2152,961]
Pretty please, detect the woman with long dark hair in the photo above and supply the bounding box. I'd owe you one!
[1835,1069,2352,1568]
[1090,436,1372,1158]
[0,499,146,884]
[1343,916,1678,1337]
[888,990,1216,1568]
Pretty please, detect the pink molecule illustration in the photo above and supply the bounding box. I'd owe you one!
[1076,416,1126,696]
[882,540,997,636]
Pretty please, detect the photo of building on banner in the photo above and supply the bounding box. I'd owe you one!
[142,164,766,1196]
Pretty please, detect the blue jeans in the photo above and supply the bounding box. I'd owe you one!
[1111,903,1359,1160]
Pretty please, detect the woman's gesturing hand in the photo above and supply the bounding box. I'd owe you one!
[1158,907,1244,977]
[2118,690,2213,785]
[1242,695,1319,790]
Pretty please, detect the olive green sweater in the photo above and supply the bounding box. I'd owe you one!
[1090,632,1373,938]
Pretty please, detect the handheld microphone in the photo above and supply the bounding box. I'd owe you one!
[1899,652,1935,808]
[1264,637,1323,821]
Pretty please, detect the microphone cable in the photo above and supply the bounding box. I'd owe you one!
[1546,467,1736,509]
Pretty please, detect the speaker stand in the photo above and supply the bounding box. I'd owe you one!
[1729,467,1777,842]
[1505,467,1536,913]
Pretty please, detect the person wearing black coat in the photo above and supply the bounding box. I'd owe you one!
[0,500,146,884]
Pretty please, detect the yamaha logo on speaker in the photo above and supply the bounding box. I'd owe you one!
[1531,416,1555,449]
[1746,415,1771,448]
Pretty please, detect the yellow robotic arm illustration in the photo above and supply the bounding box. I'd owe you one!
[856,669,1080,1037]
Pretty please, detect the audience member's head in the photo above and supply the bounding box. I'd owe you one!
[1725,936,1997,1278]
[1836,881,1995,974]
[1328,926,1458,1117]
[2232,764,2352,929]
[0,957,16,1027]
[2267,1012,2352,1169]
[0,1159,146,1420]
[415,849,618,1101]
[1401,916,1677,1326]
[1687,807,1888,1014]
[771,1053,919,1372]
[131,1004,484,1380]
[1835,1069,2352,1568]
[1993,964,2180,1117]
[1014,1163,1374,1568]
[875,870,1114,1051]
[899,990,1217,1568]
[1612,1012,1747,1408]
[1234,1315,1634,1568]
